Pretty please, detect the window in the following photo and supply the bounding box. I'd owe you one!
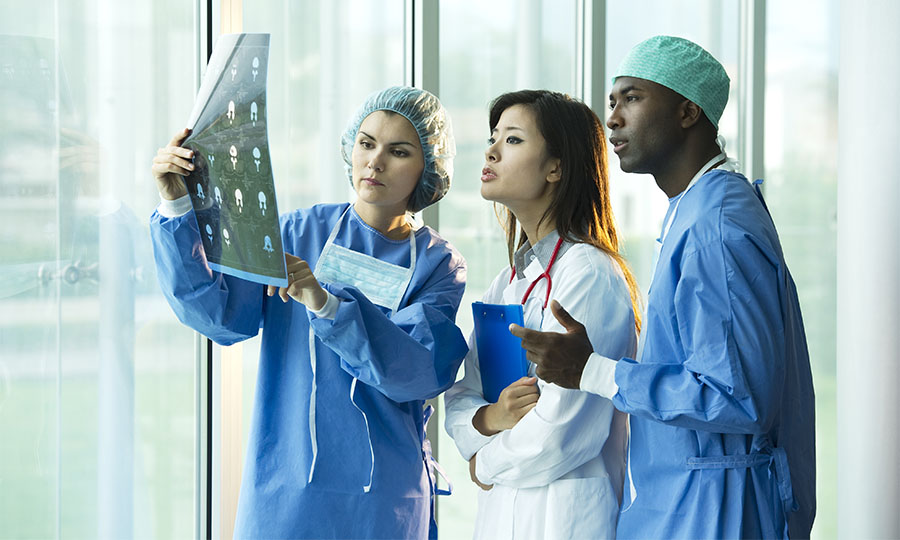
[765,1,838,537]
[0,1,199,538]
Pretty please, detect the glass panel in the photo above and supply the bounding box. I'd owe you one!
[243,0,406,213]
[605,0,741,292]
[0,1,198,538]
[765,1,838,538]
[238,0,407,505]
[0,6,59,537]
[437,0,578,536]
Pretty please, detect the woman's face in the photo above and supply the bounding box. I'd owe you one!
[351,110,424,216]
[481,104,559,213]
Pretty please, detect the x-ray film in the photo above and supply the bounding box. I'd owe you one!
[180,33,287,287]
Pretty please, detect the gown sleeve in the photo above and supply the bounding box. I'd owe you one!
[149,209,264,346]
[458,250,636,488]
[612,230,786,435]
[308,247,468,403]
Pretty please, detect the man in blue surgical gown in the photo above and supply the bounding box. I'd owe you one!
[511,36,816,539]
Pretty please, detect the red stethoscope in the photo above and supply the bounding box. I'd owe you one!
[508,236,565,309]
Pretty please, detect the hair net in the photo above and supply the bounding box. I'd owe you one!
[613,35,730,129]
[341,86,456,213]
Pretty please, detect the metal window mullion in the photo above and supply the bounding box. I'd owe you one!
[407,0,441,232]
[406,0,443,517]
[738,0,766,185]
[576,0,606,112]
[194,332,211,540]
[409,0,440,94]
[195,3,215,539]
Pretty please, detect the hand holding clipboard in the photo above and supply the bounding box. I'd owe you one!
[472,302,531,403]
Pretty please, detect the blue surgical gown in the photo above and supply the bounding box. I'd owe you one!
[150,202,468,539]
[612,171,815,539]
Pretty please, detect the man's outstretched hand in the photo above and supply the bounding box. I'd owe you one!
[509,300,594,389]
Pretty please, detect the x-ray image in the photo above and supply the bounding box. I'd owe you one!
[179,33,285,287]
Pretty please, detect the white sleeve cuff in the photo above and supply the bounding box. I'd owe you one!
[447,404,497,461]
[157,193,193,218]
[310,290,340,320]
[462,407,498,459]
[579,353,619,399]
[474,451,492,485]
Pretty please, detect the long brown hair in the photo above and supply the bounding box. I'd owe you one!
[489,90,642,332]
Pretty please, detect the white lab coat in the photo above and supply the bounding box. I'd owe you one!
[445,233,637,540]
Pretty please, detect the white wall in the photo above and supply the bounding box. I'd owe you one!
[837,0,900,537]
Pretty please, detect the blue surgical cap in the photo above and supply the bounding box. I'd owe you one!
[613,35,730,129]
[341,86,456,213]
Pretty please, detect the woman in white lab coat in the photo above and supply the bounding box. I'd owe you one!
[444,90,640,539]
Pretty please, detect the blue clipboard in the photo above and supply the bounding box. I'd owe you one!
[472,302,530,403]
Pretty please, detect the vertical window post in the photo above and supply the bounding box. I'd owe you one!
[576,0,606,111]
[738,0,766,184]
[406,0,444,519]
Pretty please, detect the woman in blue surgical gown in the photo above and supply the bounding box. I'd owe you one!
[444,90,641,539]
[149,86,467,539]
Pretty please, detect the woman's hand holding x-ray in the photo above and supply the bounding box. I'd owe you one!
[266,253,328,311]
[150,128,194,200]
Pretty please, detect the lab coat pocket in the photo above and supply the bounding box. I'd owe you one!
[473,485,514,540]
[544,477,618,540]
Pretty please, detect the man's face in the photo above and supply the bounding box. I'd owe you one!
[606,76,685,175]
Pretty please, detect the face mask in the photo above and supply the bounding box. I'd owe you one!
[314,207,416,313]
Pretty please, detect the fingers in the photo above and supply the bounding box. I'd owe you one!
[509,376,538,388]
[284,260,313,285]
[153,129,195,175]
[549,300,585,333]
[150,162,187,179]
[511,324,557,366]
[512,392,539,410]
[166,145,195,160]
[521,401,538,416]
[273,254,301,301]
[287,274,320,302]
[504,379,539,398]
[503,393,539,414]
[499,379,539,415]
[279,256,323,306]
[152,147,195,178]
[169,127,192,147]
[155,150,195,171]
[509,323,541,341]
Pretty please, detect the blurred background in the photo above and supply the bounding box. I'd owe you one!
[1,1,896,539]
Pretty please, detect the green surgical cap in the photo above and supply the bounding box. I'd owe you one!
[613,35,730,129]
